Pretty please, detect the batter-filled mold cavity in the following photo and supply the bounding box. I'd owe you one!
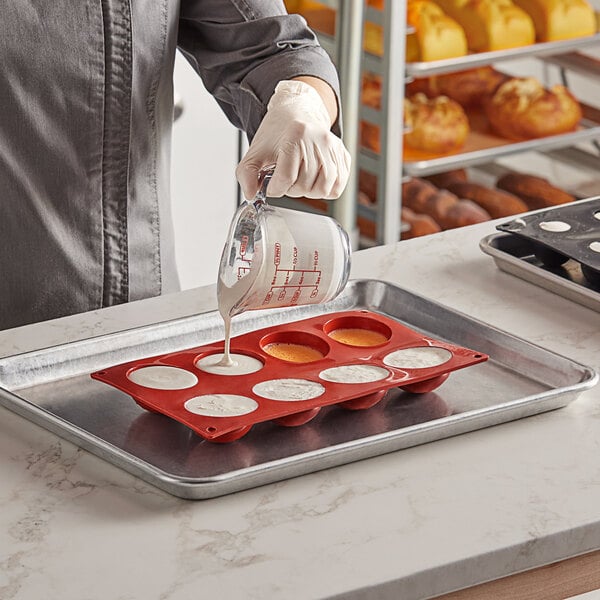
[260,331,329,363]
[383,346,453,369]
[252,378,325,401]
[195,352,264,376]
[319,364,390,384]
[126,365,198,390]
[324,314,392,347]
[252,378,325,426]
[184,394,258,417]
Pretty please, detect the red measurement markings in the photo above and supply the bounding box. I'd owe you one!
[236,235,253,280]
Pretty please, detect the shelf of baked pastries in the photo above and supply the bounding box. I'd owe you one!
[402,101,600,177]
[405,33,600,77]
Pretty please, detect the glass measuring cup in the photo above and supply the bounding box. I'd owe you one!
[218,165,352,321]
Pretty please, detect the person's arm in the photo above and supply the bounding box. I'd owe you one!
[292,76,338,127]
[177,0,350,200]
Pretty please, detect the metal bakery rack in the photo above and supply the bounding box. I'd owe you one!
[279,0,600,247]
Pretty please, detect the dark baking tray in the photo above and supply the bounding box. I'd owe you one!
[480,232,600,312]
[0,280,596,499]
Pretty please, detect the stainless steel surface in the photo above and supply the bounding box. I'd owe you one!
[480,233,600,313]
[332,0,363,239]
[0,280,596,500]
[376,0,407,245]
[405,34,600,77]
[540,51,600,82]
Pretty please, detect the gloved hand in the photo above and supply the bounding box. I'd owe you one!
[236,80,351,201]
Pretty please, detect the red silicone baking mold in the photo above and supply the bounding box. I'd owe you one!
[91,310,488,442]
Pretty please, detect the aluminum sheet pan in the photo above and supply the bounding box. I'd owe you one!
[480,233,600,313]
[0,280,596,500]
[405,34,600,77]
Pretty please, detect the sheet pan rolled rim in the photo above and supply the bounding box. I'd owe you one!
[356,279,597,388]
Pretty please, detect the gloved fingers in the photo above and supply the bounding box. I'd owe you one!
[293,136,351,200]
[237,119,352,200]
[285,141,323,198]
[266,140,304,198]
[326,141,352,199]
[235,158,264,201]
[287,144,337,199]
[308,164,338,199]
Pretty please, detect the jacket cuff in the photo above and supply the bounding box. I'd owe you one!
[232,45,342,140]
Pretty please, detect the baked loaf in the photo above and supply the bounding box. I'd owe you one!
[423,189,461,225]
[431,0,535,51]
[420,66,509,107]
[402,206,442,238]
[402,178,492,228]
[445,181,529,217]
[485,77,582,140]
[404,93,470,153]
[425,169,468,188]
[359,169,378,203]
[358,191,374,207]
[402,178,439,213]
[442,199,491,228]
[361,72,381,110]
[496,172,576,209]
[360,120,380,153]
[406,0,468,62]
[512,0,595,41]
[364,21,384,56]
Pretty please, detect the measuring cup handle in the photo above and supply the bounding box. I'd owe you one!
[256,163,277,203]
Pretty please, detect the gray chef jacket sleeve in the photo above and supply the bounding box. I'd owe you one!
[177,0,341,139]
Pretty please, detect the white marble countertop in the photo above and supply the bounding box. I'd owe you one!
[1,220,599,600]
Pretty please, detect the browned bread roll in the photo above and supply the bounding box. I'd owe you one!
[436,198,492,229]
[358,191,374,207]
[485,77,582,140]
[359,169,378,203]
[422,189,460,225]
[402,206,442,238]
[403,179,492,229]
[425,169,468,188]
[435,67,509,107]
[496,172,575,209]
[361,72,381,110]
[402,178,438,213]
[445,200,491,229]
[445,181,528,218]
[404,93,469,153]
[360,120,380,153]
[405,76,437,98]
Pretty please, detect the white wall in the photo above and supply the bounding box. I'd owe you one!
[170,52,240,291]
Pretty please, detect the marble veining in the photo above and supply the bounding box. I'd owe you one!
[1,221,600,600]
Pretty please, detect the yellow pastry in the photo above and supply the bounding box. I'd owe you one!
[364,21,384,55]
[404,93,470,153]
[406,0,468,61]
[432,0,536,51]
[512,0,595,41]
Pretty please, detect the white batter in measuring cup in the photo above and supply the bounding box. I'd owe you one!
[217,165,351,363]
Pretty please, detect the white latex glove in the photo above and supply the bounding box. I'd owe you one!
[236,80,351,200]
